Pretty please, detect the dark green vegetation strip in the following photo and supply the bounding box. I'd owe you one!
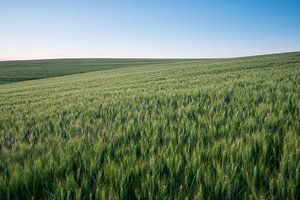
[0,52,299,199]
[0,58,192,84]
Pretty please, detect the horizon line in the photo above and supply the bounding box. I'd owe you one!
[0,51,299,62]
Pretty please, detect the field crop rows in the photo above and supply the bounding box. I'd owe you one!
[0,52,299,199]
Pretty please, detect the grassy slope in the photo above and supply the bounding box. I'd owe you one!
[0,58,191,84]
[0,52,299,199]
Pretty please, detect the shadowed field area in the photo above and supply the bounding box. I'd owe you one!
[0,58,189,84]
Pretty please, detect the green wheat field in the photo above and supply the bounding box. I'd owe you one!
[0,52,299,199]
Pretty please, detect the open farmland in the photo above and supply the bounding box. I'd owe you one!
[0,58,185,84]
[0,52,299,199]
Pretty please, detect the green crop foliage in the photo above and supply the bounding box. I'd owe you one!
[0,58,186,84]
[0,52,299,199]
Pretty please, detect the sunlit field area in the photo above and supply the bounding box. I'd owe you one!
[0,52,299,199]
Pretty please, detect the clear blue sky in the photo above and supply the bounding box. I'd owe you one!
[0,0,299,60]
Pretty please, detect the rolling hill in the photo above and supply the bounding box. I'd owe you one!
[0,52,299,199]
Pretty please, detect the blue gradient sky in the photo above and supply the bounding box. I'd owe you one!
[0,0,299,60]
